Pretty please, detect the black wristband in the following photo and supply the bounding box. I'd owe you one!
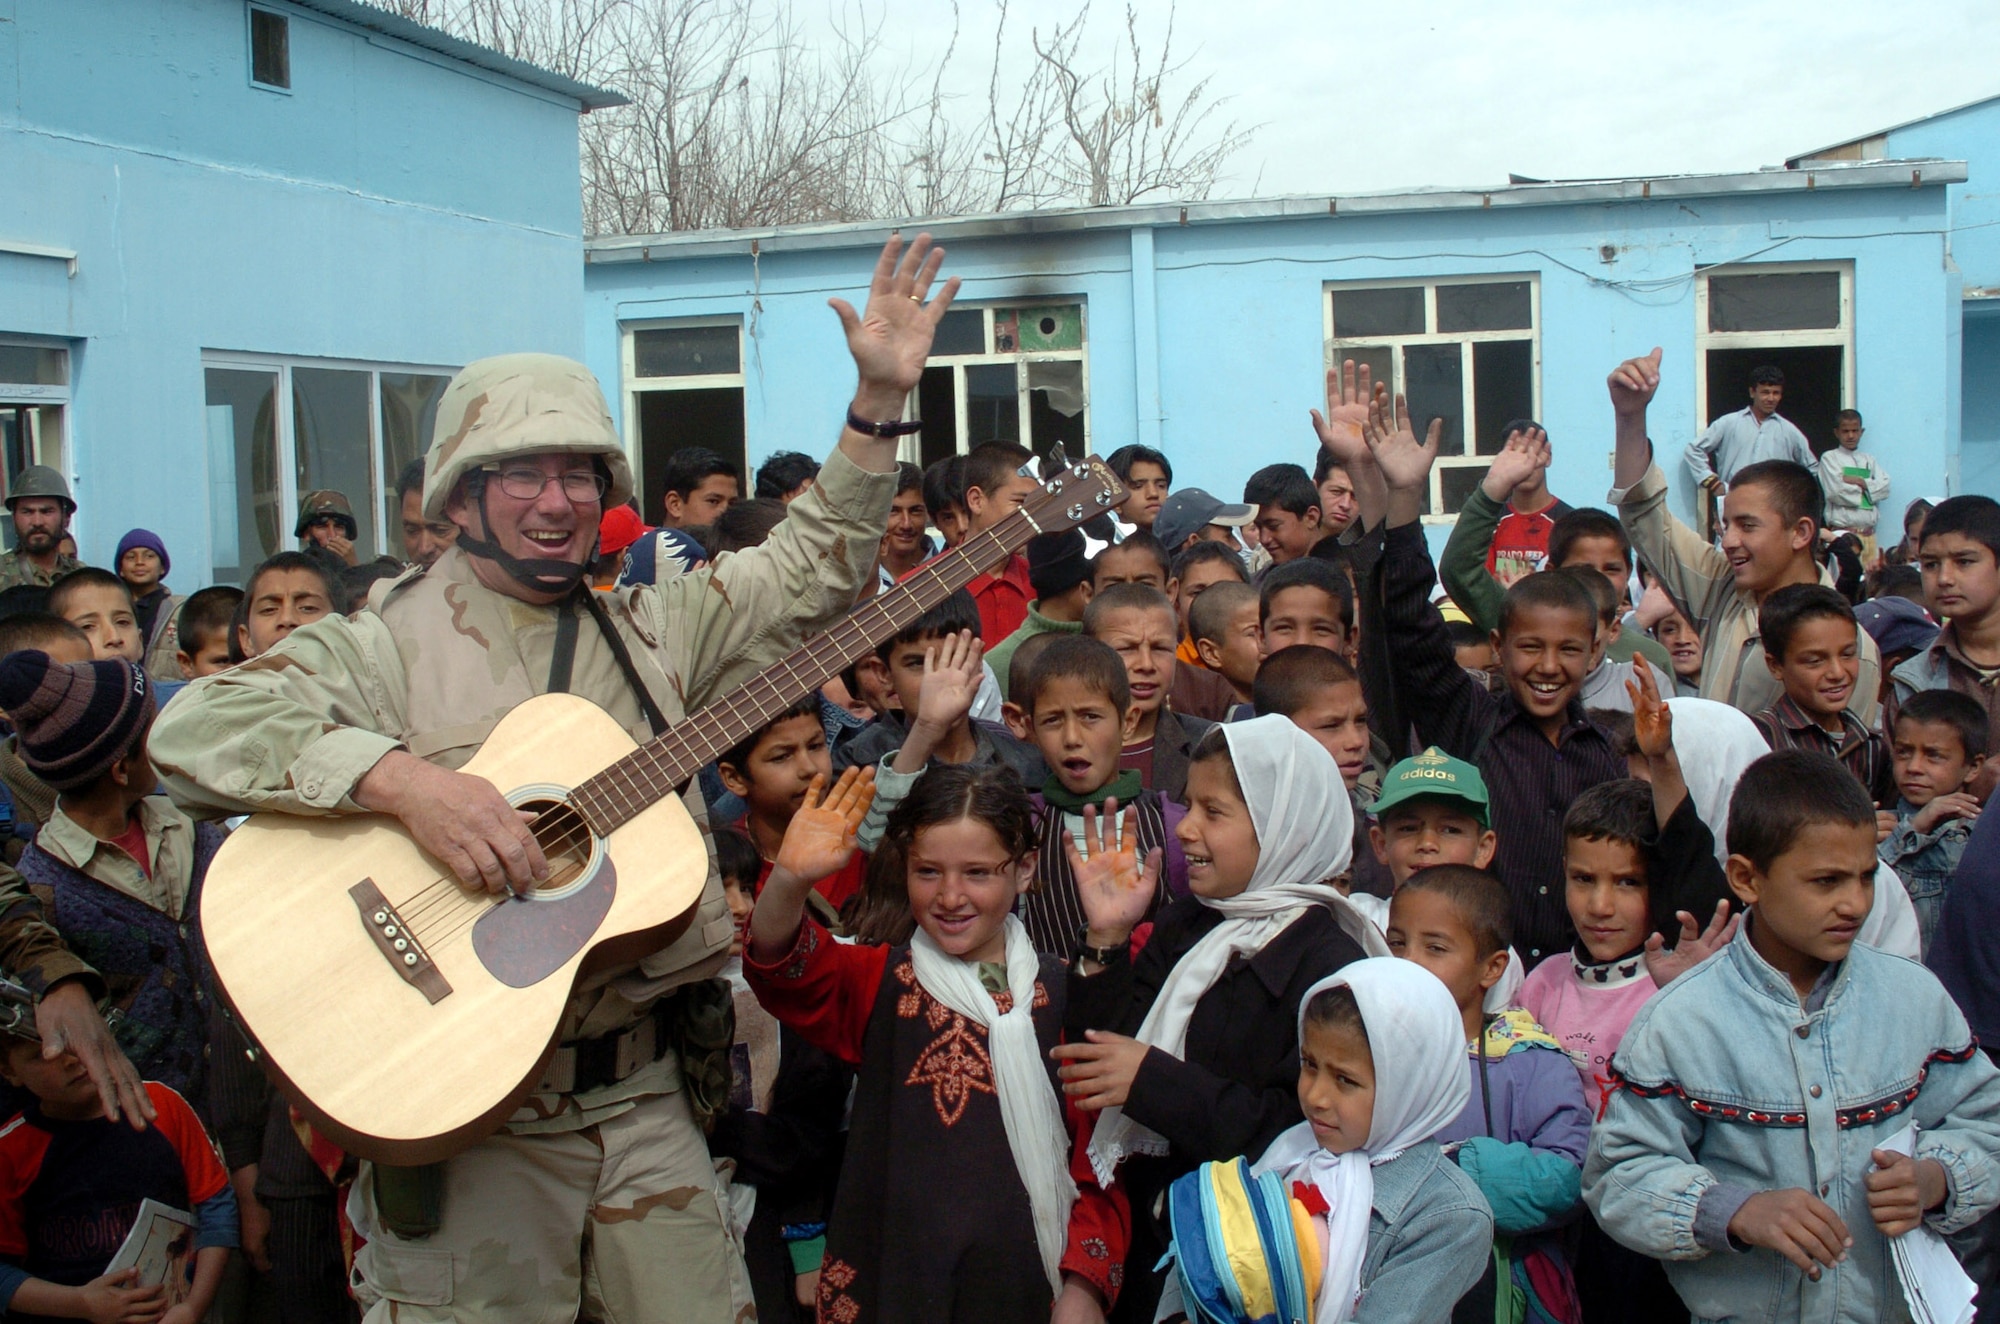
[1076,930,1126,968]
[845,408,923,438]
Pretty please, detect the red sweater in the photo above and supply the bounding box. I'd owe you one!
[966,554,1033,646]
[744,918,1129,1308]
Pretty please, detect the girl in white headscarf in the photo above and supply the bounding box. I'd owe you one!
[1054,715,1387,1322]
[1156,959,1492,1323]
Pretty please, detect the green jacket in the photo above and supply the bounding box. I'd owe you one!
[1439,486,1673,673]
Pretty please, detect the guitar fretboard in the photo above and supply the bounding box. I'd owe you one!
[566,508,1045,834]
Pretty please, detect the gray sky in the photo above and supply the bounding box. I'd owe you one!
[862,0,2000,197]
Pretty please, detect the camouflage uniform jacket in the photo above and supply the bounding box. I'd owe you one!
[152,447,895,1132]
[0,550,82,590]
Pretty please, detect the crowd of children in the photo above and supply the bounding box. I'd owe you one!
[0,335,1996,1324]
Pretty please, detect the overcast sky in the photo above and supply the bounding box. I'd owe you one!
[855,0,2000,198]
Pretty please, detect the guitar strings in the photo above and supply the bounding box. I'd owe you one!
[375,488,1096,950]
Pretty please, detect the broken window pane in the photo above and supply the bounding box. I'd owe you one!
[1333,287,1424,338]
[1437,282,1532,333]
[1707,272,1841,332]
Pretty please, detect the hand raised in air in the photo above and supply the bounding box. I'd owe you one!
[1069,799,1162,949]
[773,767,877,886]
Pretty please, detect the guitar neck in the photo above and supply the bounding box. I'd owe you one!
[569,513,1041,834]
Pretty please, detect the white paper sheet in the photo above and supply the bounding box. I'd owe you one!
[1878,1124,1977,1324]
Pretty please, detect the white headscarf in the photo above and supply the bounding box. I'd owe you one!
[1089,716,1365,1184]
[1666,697,1920,960]
[1252,959,1471,1324]
[1665,697,1772,872]
[910,915,1077,1294]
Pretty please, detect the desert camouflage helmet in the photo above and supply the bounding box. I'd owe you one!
[421,354,633,520]
[294,489,359,539]
[6,465,74,513]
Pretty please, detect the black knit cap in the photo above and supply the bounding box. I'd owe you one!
[1027,530,1092,601]
[0,651,156,791]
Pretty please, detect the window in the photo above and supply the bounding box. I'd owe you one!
[908,303,1088,468]
[249,6,290,89]
[202,355,455,584]
[1695,264,1852,455]
[622,320,745,524]
[0,341,69,551]
[1324,278,1538,518]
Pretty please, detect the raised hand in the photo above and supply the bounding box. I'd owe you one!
[1645,899,1739,987]
[1625,656,1674,761]
[1480,425,1551,502]
[913,630,985,732]
[829,233,961,405]
[773,768,877,886]
[1311,359,1375,470]
[1607,347,1663,417]
[1068,801,1162,948]
[1363,383,1443,496]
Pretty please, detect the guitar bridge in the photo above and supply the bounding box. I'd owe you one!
[350,879,452,1004]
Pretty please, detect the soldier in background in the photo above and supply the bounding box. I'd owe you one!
[151,233,959,1324]
[0,467,83,590]
[295,490,361,566]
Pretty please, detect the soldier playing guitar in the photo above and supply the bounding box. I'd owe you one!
[150,234,960,1324]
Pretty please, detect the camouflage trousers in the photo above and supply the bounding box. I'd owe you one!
[347,1089,752,1323]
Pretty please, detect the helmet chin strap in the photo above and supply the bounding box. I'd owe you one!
[453,480,594,597]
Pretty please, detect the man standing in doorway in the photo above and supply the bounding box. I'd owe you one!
[0,466,83,589]
[151,234,960,1324]
[1685,365,1814,492]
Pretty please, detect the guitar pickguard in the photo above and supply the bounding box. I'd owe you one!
[471,854,618,988]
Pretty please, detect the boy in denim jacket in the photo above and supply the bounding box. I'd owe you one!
[1584,750,2000,1323]
[1881,688,1988,960]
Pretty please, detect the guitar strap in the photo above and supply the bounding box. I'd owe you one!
[581,590,671,738]
[545,589,670,739]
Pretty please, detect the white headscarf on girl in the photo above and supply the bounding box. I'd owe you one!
[911,913,1077,1294]
[1666,696,1920,959]
[1252,959,1470,1323]
[1088,716,1385,1185]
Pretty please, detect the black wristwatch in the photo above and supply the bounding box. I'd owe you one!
[845,408,923,438]
[1076,931,1126,968]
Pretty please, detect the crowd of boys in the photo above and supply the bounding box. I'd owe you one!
[0,259,1997,1324]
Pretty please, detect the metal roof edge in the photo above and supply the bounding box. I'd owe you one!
[285,0,627,110]
[584,159,1967,263]
[1787,91,2000,166]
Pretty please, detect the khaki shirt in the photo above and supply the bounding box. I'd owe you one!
[1613,462,1880,725]
[34,796,197,919]
[152,448,894,1130]
[0,550,82,590]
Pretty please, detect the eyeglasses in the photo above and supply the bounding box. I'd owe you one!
[483,466,609,503]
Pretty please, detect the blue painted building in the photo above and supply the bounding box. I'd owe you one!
[1793,93,2000,500]
[0,0,616,583]
[586,152,1981,546]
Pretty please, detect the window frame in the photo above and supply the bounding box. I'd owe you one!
[905,301,1092,463]
[1693,260,1855,429]
[0,338,73,542]
[1323,274,1541,523]
[619,316,748,496]
[247,4,292,93]
[199,351,458,575]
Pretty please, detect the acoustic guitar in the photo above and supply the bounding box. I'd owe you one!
[198,457,1126,1164]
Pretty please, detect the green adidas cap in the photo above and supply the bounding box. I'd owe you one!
[1371,747,1490,827]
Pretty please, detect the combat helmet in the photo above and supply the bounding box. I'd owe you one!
[294,489,359,540]
[421,354,633,595]
[6,466,74,515]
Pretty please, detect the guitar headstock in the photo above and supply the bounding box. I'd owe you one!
[1019,454,1127,536]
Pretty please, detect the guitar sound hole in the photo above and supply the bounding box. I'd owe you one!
[522,799,593,893]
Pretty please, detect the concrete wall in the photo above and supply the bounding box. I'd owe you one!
[1882,99,2000,294]
[0,0,588,573]
[586,176,1958,549]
